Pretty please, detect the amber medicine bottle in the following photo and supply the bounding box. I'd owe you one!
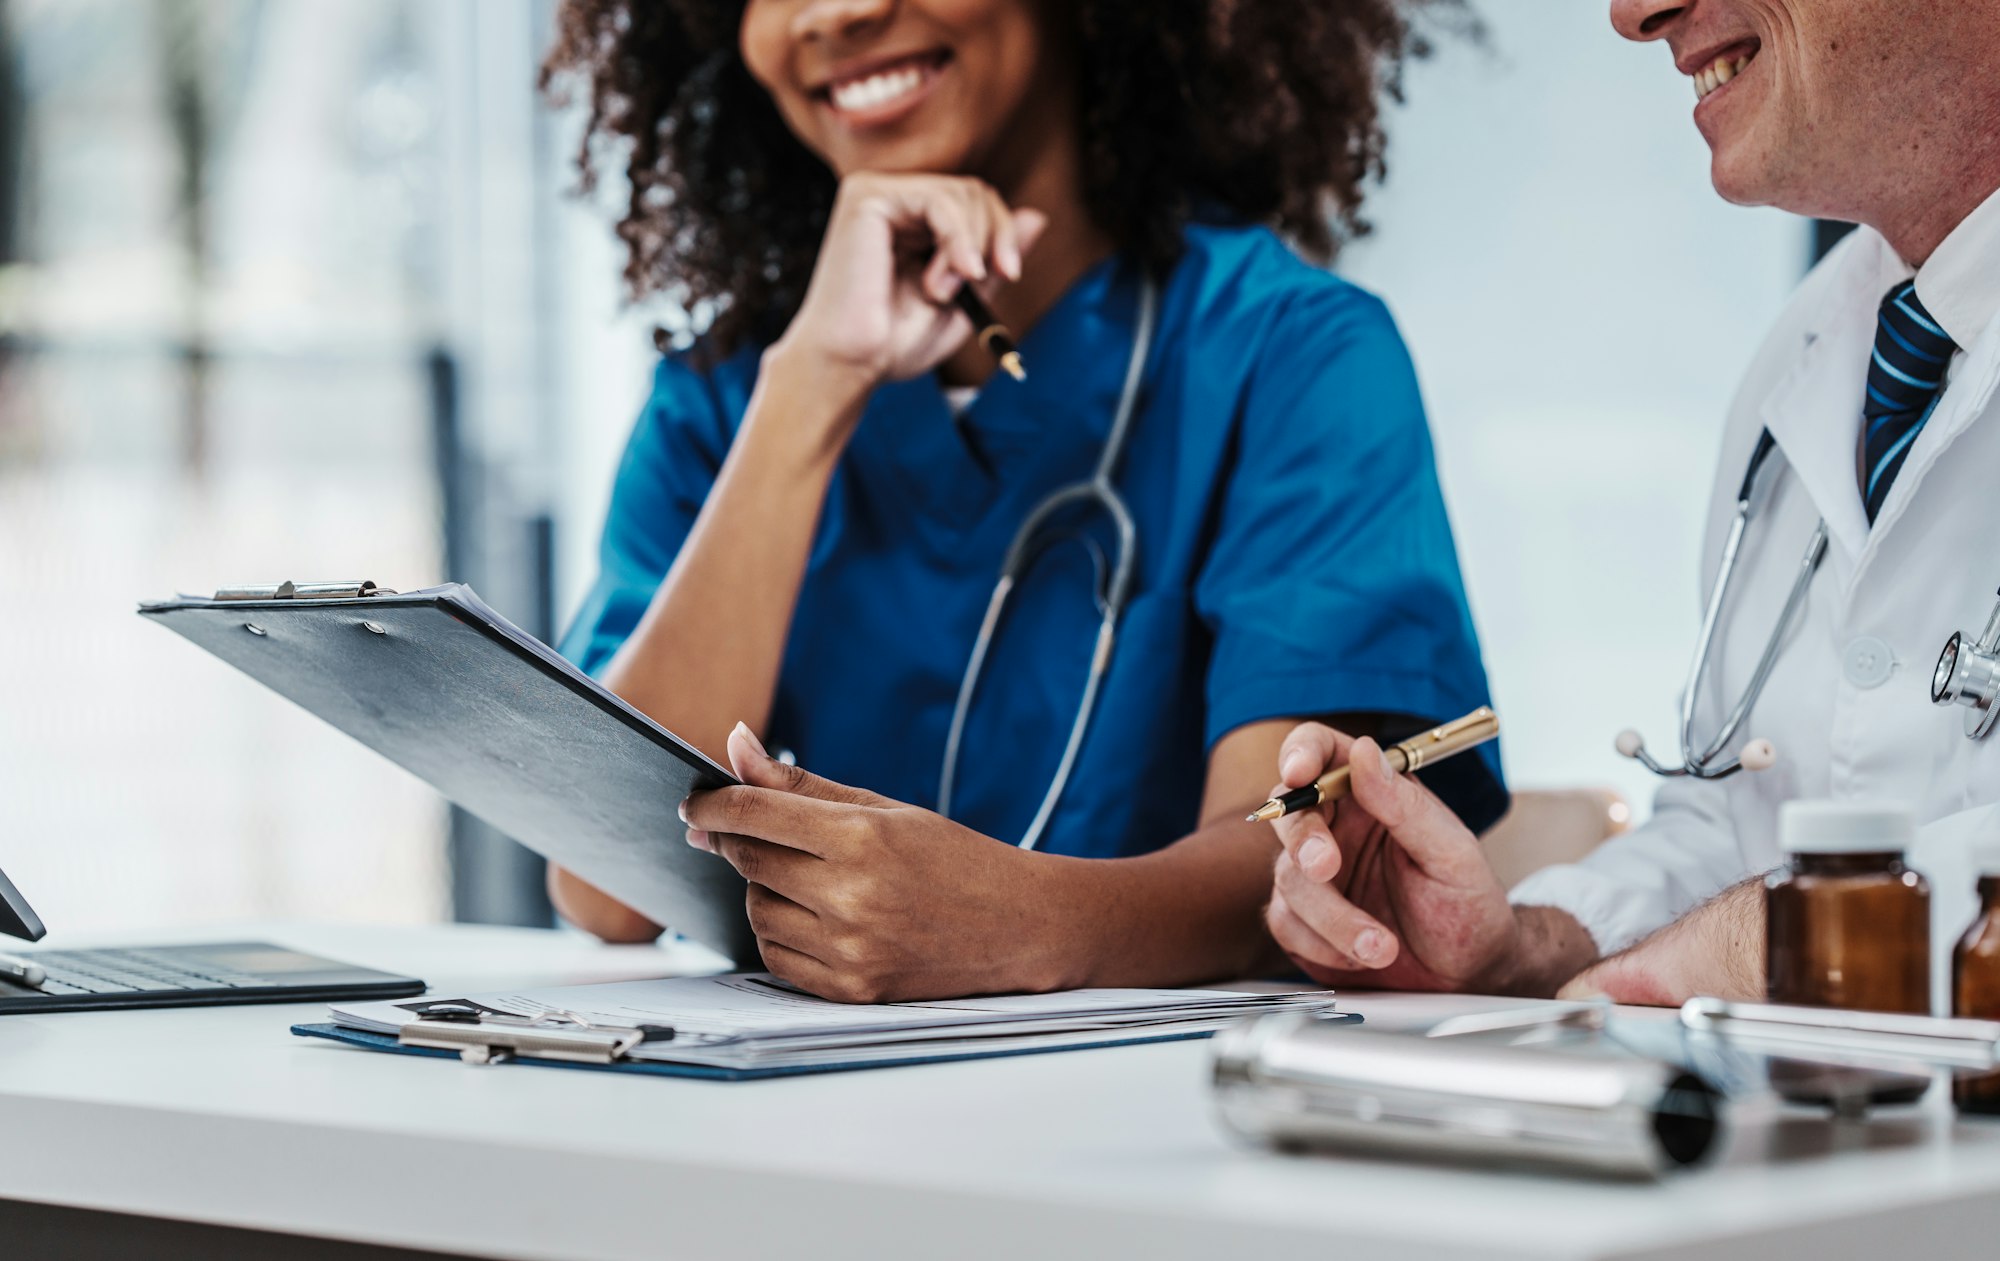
[1766,802,1930,1013]
[1953,847,2000,1115]
[1765,803,1932,1107]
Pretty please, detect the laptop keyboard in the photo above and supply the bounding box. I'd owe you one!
[26,948,274,996]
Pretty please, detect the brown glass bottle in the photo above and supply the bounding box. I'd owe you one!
[1765,802,1930,1107]
[1953,873,2000,1115]
[1766,852,1931,1013]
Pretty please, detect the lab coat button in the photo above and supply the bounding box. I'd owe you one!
[1842,637,1895,689]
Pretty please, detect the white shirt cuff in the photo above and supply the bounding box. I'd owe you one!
[1508,863,1677,958]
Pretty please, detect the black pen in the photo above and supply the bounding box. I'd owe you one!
[955,286,1026,382]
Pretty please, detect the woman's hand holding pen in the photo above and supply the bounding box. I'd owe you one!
[765,173,1046,421]
[1264,722,1520,992]
[682,723,1073,1004]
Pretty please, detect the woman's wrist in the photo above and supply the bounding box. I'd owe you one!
[755,336,878,462]
[547,865,664,944]
[975,849,1098,994]
[1006,851,1152,993]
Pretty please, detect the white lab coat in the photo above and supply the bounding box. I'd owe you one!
[1511,188,2000,1009]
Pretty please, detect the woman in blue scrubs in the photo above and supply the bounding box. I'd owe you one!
[542,0,1505,1001]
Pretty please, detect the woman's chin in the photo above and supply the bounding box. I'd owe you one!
[820,130,980,180]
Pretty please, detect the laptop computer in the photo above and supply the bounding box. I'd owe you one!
[0,860,424,1014]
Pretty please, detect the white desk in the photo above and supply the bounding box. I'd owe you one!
[1,923,1997,1260]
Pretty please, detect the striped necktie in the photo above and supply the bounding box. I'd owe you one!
[1861,281,1957,524]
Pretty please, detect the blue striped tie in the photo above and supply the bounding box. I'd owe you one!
[1862,281,1957,523]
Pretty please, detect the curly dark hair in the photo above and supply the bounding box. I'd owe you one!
[542,1,1458,355]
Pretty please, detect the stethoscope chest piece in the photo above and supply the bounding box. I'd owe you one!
[1932,595,2000,739]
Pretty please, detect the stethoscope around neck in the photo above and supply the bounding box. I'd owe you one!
[1620,421,2000,781]
[1618,430,1824,781]
[937,273,1158,851]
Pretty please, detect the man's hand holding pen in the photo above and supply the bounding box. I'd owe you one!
[1263,719,1650,1000]
[1262,722,1521,992]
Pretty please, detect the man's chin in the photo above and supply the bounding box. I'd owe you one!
[1706,146,1780,210]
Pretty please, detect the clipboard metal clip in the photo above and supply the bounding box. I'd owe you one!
[212,580,396,601]
[397,1003,677,1066]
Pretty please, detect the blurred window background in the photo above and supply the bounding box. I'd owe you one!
[0,0,579,932]
[0,0,1826,935]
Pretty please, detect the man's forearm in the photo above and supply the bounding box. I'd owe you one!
[1667,878,1766,994]
[1485,880,1769,1002]
[1555,878,1768,1006]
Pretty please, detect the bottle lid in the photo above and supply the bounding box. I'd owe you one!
[1777,800,1915,854]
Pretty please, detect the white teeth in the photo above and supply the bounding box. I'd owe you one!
[1692,53,1753,100]
[830,65,926,113]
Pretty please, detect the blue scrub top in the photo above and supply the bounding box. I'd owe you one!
[563,222,1507,857]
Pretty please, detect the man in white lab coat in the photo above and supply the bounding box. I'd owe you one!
[1262,0,2000,1003]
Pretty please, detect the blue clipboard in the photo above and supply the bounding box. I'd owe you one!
[292,1014,1362,1082]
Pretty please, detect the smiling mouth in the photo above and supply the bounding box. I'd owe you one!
[1692,41,1759,101]
[819,51,951,118]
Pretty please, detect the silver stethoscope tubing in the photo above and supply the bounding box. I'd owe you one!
[937,273,1158,851]
[1622,429,1829,780]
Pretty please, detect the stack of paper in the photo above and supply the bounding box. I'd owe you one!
[328,973,1347,1072]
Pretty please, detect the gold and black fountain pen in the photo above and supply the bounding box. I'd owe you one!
[1247,707,1501,823]
[956,286,1026,381]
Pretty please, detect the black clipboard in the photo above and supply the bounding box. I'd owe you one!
[139,581,754,965]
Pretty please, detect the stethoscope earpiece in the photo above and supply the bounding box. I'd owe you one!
[1616,728,1776,778]
[1737,739,1777,773]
